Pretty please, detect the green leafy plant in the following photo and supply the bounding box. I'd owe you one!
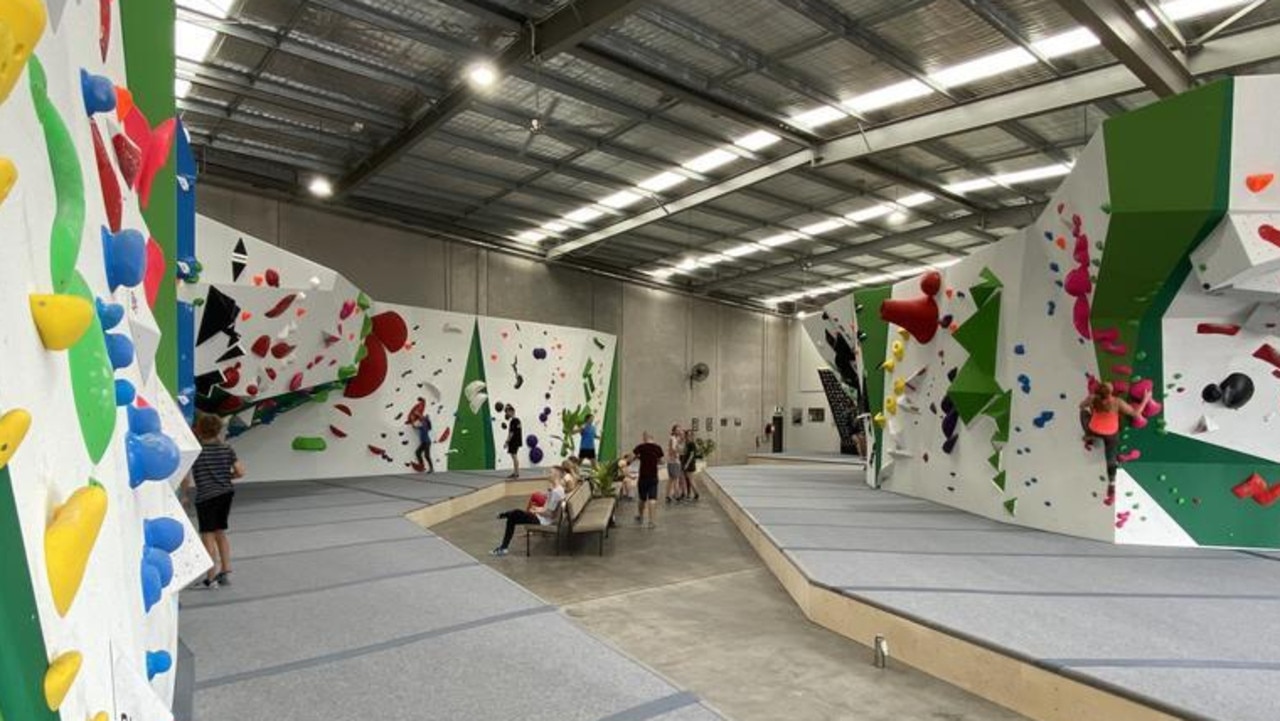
[590,458,622,498]
[693,437,716,460]
[559,404,593,458]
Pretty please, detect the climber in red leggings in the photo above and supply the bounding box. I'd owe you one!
[1079,382,1150,504]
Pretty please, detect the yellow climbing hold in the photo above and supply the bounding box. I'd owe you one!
[881,358,896,372]
[30,294,93,350]
[0,408,31,469]
[91,713,108,721]
[0,157,15,204]
[885,396,898,415]
[873,412,886,427]
[45,484,107,617]
[897,327,910,340]
[0,0,46,103]
[893,378,906,396]
[891,340,905,360]
[44,650,82,711]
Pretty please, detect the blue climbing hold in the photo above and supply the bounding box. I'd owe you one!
[1033,410,1056,428]
[127,433,181,488]
[127,405,163,435]
[144,518,185,552]
[115,378,136,406]
[143,546,174,587]
[80,69,116,116]
[105,332,135,370]
[140,559,162,612]
[102,227,147,290]
[146,651,173,680]
[1014,344,1026,355]
[1017,374,1031,393]
[95,297,124,330]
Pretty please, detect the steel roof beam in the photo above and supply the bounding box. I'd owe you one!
[335,0,652,196]
[1055,0,1193,97]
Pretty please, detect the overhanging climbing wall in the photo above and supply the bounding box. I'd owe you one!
[191,219,619,481]
[812,77,1280,549]
[0,3,210,720]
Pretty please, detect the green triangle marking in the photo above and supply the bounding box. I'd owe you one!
[992,470,1006,492]
[948,358,1002,423]
[953,294,1001,374]
[987,449,1002,470]
[1003,497,1018,516]
[969,267,1003,307]
[986,389,1014,445]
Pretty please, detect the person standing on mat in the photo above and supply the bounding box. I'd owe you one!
[504,404,523,479]
[632,431,666,528]
[491,466,566,556]
[1079,382,1149,504]
[576,413,598,467]
[412,413,434,473]
[680,428,700,502]
[665,424,686,503]
[184,413,245,589]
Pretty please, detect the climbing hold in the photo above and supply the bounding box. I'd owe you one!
[264,293,297,319]
[880,357,896,372]
[251,335,271,358]
[143,546,174,588]
[879,271,941,344]
[0,408,31,469]
[140,555,163,611]
[1202,383,1223,403]
[80,69,116,116]
[529,446,545,464]
[1246,173,1275,193]
[115,378,136,406]
[143,517,185,553]
[357,291,372,310]
[0,0,46,103]
[891,340,904,361]
[145,650,172,681]
[893,377,906,396]
[29,294,93,350]
[104,332,134,370]
[144,236,165,308]
[110,122,142,187]
[95,297,124,330]
[292,436,327,452]
[270,341,295,359]
[43,650,82,711]
[137,118,175,208]
[885,396,898,415]
[941,434,959,454]
[1219,373,1255,409]
[45,484,108,616]
[126,433,180,488]
[0,156,15,204]
[102,227,147,290]
[265,268,280,287]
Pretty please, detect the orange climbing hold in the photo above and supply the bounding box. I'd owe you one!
[1246,173,1275,194]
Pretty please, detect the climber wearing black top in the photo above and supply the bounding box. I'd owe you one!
[504,405,523,479]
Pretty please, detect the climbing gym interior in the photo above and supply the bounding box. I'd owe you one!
[3,1,1280,721]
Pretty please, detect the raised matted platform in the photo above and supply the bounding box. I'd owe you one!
[704,464,1280,721]
[746,450,865,466]
[180,469,724,721]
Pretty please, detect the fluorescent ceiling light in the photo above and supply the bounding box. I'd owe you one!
[1160,0,1253,22]
[723,243,763,257]
[675,258,704,272]
[1032,28,1100,58]
[516,230,547,244]
[600,190,643,209]
[564,206,605,223]
[541,220,570,233]
[307,176,333,198]
[790,105,847,129]
[930,47,1036,89]
[847,204,893,223]
[932,258,963,269]
[700,254,731,266]
[638,171,686,193]
[684,149,737,173]
[175,20,218,62]
[649,268,676,280]
[759,232,800,248]
[844,80,933,114]
[799,219,845,236]
[897,192,934,208]
[468,63,497,88]
[945,177,998,194]
[887,211,908,226]
[735,130,781,151]
[993,163,1073,185]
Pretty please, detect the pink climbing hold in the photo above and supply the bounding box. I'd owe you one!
[1093,328,1119,343]
[1129,379,1154,400]
[144,237,165,308]
[339,300,357,320]
[1111,380,1129,396]
[1064,266,1092,297]
[1117,449,1141,463]
[1115,511,1131,529]
[1111,365,1132,377]
[1072,297,1092,339]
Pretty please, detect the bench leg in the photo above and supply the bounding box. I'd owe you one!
[526,530,531,557]
[599,530,605,556]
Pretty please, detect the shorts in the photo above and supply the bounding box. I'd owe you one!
[196,493,234,533]
[638,478,659,501]
[579,448,596,460]
[666,461,682,479]
[506,441,521,455]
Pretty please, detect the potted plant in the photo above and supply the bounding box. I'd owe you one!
[692,437,716,472]
[589,458,622,498]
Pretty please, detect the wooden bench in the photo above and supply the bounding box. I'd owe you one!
[524,484,617,556]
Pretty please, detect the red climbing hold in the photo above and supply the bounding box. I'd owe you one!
[406,398,426,425]
[264,368,277,381]
[265,268,280,287]
[99,0,112,60]
[144,237,165,308]
[1259,224,1280,249]
[340,300,357,320]
[333,404,353,416]
[367,445,385,456]
[270,342,295,359]
[90,122,122,232]
[220,366,240,389]
[329,425,348,438]
[1246,173,1275,194]
[139,118,176,209]
[1197,323,1241,336]
[264,294,297,319]
[879,271,941,344]
[251,335,271,358]
[1234,473,1267,499]
[111,125,142,188]
[437,427,451,444]
[289,372,304,391]
[1252,343,1280,370]
[371,311,409,350]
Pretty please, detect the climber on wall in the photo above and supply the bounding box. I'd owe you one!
[1079,382,1151,505]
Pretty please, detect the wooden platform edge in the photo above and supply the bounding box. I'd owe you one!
[405,478,548,528]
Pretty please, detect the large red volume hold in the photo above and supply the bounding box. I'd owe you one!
[371,311,409,350]
[343,335,389,399]
[879,271,942,344]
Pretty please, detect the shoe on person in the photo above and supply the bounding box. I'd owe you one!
[214,571,231,587]
[634,515,643,524]
[647,522,657,529]
[199,578,220,590]
[490,547,508,557]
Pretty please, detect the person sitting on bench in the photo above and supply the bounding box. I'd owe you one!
[492,467,566,557]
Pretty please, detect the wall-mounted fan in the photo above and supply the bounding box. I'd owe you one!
[689,362,711,388]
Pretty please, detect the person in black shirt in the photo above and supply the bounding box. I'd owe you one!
[632,432,666,528]
[183,413,245,589]
[504,405,523,479]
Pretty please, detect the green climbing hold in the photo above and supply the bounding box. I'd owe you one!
[354,344,368,363]
[1159,474,1167,481]
[992,470,1006,492]
[1173,373,1183,380]
[356,292,372,311]
[310,389,330,403]
[1135,351,1148,361]
[66,273,115,464]
[1003,497,1018,516]
[1100,202,1112,214]
[29,56,86,294]
[291,437,327,452]
[968,268,1003,308]
[360,314,373,339]
[947,359,1002,423]
[952,296,1001,374]
[987,449,1002,470]
[337,365,357,380]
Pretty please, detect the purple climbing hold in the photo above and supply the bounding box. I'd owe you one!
[529,446,545,464]
[526,434,539,448]
[941,409,959,438]
[942,434,959,454]
[1014,344,1026,355]
[533,348,548,360]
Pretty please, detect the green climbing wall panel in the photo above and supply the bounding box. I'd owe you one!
[855,285,893,477]
[0,468,59,721]
[448,322,494,470]
[601,351,620,463]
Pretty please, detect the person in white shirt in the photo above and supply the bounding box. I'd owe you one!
[491,468,566,556]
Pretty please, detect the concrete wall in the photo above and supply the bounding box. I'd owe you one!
[198,184,787,465]
[785,319,842,453]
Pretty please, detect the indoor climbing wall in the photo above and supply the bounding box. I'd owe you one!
[195,218,621,480]
[802,296,874,470]
[0,3,209,721]
[822,77,1280,549]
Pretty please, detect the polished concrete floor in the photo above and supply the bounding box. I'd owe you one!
[432,477,1028,721]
